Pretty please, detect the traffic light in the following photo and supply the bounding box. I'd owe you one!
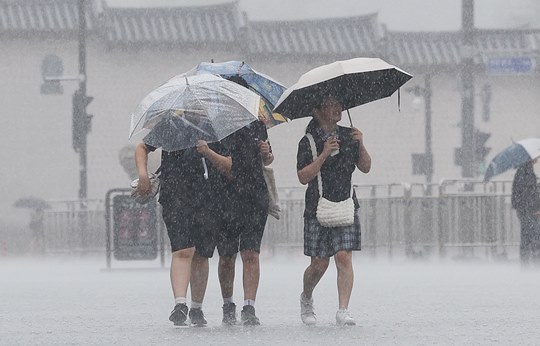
[454,129,491,175]
[473,130,491,173]
[72,90,93,152]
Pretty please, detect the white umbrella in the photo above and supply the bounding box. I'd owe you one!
[273,57,413,121]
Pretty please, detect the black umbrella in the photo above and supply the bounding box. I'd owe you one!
[273,57,413,122]
[14,197,51,210]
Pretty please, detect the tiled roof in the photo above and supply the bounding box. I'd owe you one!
[101,2,243,45]
[386,31,462,68]
[0,0,538,67]
[244,14,382,57]
[0,0,96,33]
[386,29,539,69]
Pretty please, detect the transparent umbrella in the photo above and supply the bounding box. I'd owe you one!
[129,73,261,152]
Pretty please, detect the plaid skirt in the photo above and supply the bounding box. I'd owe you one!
[303,210,361,258]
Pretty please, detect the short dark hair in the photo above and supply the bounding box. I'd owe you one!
[225,75,249,88]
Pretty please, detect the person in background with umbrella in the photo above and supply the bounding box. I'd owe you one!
[29,208,45,255]
[14,197,51,255]
[511,158,540,267]
[296,94,371,326]
[134,135,233,327]
[217,75,275,326]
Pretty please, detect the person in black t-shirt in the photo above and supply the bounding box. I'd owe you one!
[219,118,274,326]
[134,139,233,327]
[296,95,371,326]
[511,158,540,267]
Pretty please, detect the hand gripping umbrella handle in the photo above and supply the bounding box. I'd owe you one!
[202,158,209,180]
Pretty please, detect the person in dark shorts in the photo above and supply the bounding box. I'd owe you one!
[134,138,232,327]
[296,95,371,326]
[219,118,274,326]
[511,158,540,268]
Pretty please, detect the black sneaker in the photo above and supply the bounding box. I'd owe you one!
[188,308,207,327]
[222,302,237,325]
[240,305,260,326]
[169,303,188,326]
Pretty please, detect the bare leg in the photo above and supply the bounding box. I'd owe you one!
[218,255,237,298]
[170,247,195,298]
[190,253,209,304]
[334,250,354,309]
[302,257,330,299]
[240,250,259,300]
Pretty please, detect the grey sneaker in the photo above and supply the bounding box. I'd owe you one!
[240,305,260,326]
[188,308,207,327]
[336,309,356,326]
[222,302,237,325]
[300,293,317,325]
[169,303,188,326]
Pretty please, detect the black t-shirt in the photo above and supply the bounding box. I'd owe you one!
[511,163,540,215]
[222,120,270,211]
[297,122,360,218]
[145,142,231,210]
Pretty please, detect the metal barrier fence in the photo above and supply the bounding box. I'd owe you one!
[264,179,520,260]
[41,180,521,260]
[44,199,105,253]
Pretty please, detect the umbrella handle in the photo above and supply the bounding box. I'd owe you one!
[347,109,353,127]
[202,158,209,180]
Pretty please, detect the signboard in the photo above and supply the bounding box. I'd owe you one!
[486,56,535,75]
[112,195,158,260]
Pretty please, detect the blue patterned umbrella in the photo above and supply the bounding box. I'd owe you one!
[483,138,540,182]
[186,61,288,128]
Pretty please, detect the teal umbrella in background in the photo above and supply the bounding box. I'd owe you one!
[484,138,540,182]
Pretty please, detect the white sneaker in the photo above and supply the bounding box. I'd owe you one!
[336,309,356,326]
[300,293,317,325]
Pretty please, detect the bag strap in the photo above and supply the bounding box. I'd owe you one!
[305,133,323,197]
[305,133,353,199]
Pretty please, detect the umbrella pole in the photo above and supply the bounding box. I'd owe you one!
[347,109,353,127]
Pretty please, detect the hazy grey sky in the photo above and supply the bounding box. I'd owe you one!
[106,0,540,31]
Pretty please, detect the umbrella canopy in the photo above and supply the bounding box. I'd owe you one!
[185,61,288,128]
[14,197,51,210]
[129,74,261,152]
[273,57,413,120]
[483,138,540,182]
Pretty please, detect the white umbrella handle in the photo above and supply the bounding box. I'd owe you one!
[202,158,209,180]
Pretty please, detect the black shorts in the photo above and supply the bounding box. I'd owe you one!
[218,202,268,257]
[162,199,230,258]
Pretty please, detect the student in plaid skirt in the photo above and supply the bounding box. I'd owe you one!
[296,95,371,326]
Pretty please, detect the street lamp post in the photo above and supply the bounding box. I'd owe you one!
[40,0,92,248]
[77,0,89,248]
[460,0,476,179]
[409,74,434,195]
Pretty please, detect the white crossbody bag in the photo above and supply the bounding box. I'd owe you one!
[305,133,355,228]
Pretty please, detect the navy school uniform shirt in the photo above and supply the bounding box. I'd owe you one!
[296,121,360,218]
[144,142,232,211]
[222,120,270,212]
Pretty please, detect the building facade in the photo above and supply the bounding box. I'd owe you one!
[1,0,539,224]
